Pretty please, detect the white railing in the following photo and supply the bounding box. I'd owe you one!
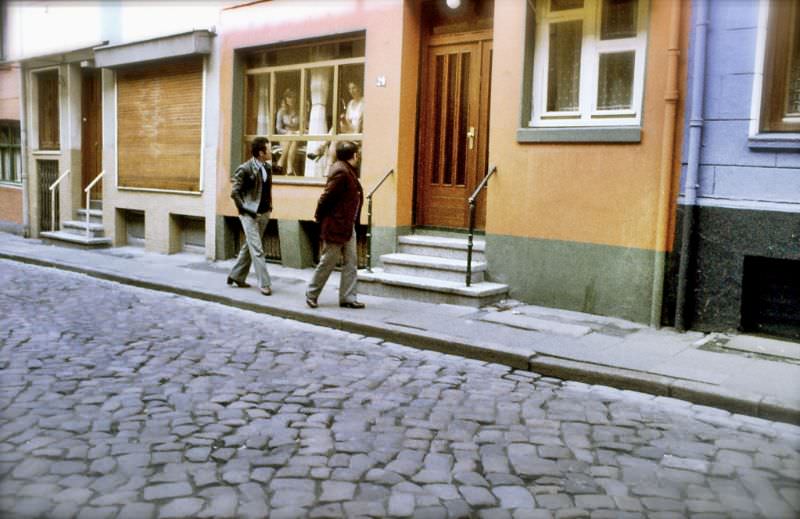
[83,170,105,239]
[48,169,70,232]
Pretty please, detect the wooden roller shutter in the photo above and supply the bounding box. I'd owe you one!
[117,57,203,192]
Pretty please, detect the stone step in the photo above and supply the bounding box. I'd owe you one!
[398,234,486,262]
[381,253,486,284]
[358,268,508,308]
[62,220,106,238]
[40,230,111,249]
[76,208,103,224]
[89,199,103,211]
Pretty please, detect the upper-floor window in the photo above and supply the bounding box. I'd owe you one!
[759,0,800,133]
[243,36,365,179]
[36,70,60,150]
[529,0,648,128]
[0,122,21,183]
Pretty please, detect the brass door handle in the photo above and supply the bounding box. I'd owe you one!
[467,126,475,150]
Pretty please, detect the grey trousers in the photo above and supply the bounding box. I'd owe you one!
[306,228,358,304]
[229,212,271,289]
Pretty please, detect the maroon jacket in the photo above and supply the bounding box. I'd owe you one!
[315,160,364,244]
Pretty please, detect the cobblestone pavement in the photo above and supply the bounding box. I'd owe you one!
[1,260,799,519]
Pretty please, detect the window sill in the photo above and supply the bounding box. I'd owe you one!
[748,134,800,151]
[0,181,22,188]
[517,126,641,143]
[273,177,326,186]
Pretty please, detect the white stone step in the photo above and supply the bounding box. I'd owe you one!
[380,252,486,283]
[76,208,104,224]
[62,220,106,238]
[398,234,486,262]
[358,268,508,308]
[40,230,111,248]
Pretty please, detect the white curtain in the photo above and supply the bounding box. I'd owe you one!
[256,75,270,136]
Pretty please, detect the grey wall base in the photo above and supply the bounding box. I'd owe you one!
[486,233,657,324]
[665,205,800,335]
[278,219,316,269]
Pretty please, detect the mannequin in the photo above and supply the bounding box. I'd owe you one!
[339,82,364,134]
[276,88,300,175]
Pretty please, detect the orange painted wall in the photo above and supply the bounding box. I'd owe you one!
[215,0,416,226]
[0,186,23,225]
[487,0,688,252]
[0,67,20,121]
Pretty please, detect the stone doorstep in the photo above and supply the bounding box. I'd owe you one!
[398,234,486,251]
[39,231,112,247]
[723,334,800,362]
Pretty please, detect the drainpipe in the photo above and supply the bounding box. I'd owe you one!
[650,0,683,328]
[18,64,30,238]
[675,0,708,331]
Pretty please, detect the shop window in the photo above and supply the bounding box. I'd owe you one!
[37,70,60,150]
[243,36,365,179]
[0,122,21,183]
[524,0,647,132]
[759,0,800,133]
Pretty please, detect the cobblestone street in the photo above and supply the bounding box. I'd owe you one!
[1,260,799,519]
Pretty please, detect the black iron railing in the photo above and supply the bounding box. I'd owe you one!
[466,164,497,286]
[365,169,394,272]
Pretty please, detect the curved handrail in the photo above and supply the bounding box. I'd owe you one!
[466,164,497,287]
[48,170,70,232]
[365,169,395,272]
[83,171,105,239]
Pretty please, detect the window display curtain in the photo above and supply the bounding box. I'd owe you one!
[256,75,270,136]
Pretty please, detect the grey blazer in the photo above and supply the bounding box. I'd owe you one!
[231,158,272,216]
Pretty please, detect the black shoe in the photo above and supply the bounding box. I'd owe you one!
[227,276,250,288]
[339,301,365,309]
[306,296,318,308]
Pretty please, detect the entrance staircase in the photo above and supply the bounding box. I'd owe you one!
[358,233,508,307]
[41,200,111,248]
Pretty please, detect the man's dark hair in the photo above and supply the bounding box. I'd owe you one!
[251,137,269,158]
[335,141,358,162]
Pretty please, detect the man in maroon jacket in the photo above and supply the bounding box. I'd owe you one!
[305,141,365,309]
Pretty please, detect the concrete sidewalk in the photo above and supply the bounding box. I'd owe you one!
[1,231,798,425]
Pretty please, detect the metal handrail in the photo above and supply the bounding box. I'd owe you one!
[466,164,497,287]
[83,171,105,239]
[365,169,395,272]
[48,169,70,232]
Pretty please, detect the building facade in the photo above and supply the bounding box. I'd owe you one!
[7,0,707,331]
[666,0,800,339]
[0,2,23,235]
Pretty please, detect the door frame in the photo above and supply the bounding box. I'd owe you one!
[414,28,492,230]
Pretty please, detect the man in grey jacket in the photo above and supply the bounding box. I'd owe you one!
[227,137,274,296]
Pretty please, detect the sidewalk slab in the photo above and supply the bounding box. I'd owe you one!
[1,231,798,425]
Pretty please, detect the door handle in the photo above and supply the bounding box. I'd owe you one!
[467,126,475,150]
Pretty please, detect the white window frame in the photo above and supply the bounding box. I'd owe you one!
[529,0,648,128]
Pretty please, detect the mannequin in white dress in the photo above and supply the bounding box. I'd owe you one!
[339,82,364,134]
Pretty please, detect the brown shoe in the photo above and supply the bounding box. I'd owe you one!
[339,301,365,309]
[227,276,250,288]
[260,287,272,296]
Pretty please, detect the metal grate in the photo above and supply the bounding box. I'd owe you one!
[38,160,59,232]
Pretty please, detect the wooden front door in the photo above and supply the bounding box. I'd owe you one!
[416,31,492,229]
[81,69,102,204]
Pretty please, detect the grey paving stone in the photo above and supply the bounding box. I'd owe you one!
[493,486,536,508]
[159,497,204,518]
[388,492,415,517]
[118,502,157,519]
[319,481,356,502]
[460,485,497,506]
[144,482,193,501]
